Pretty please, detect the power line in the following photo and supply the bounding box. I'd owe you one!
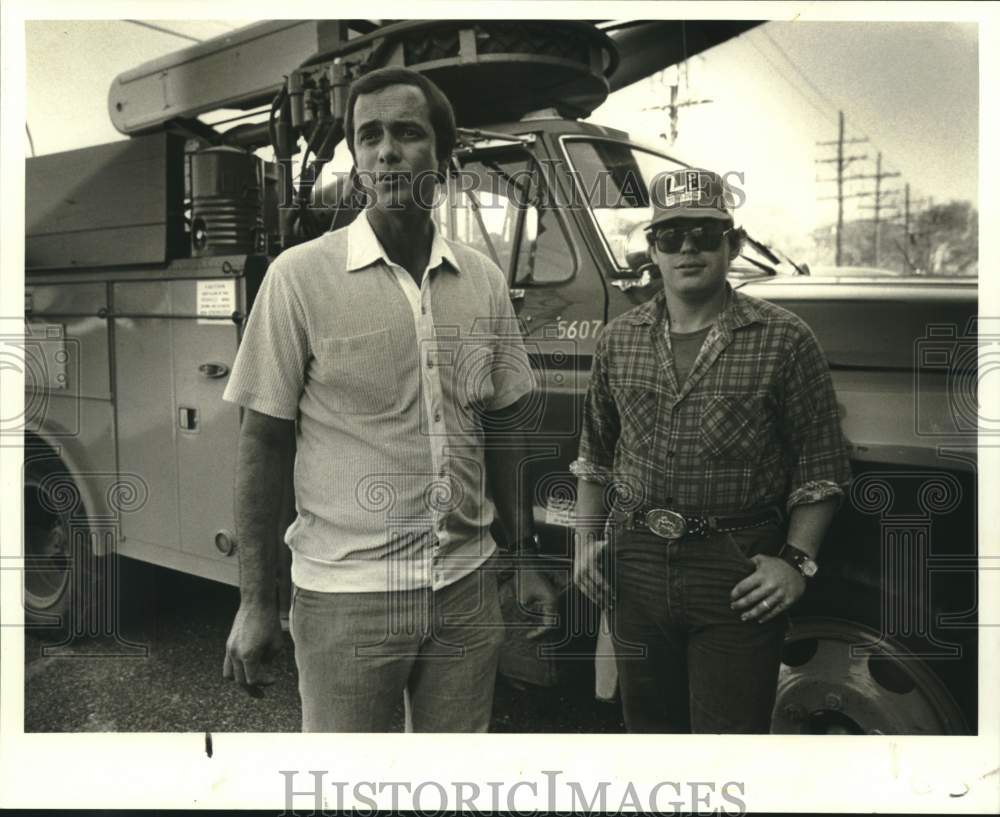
[124,20,203,43]
[760,26,911,190]
[760,29,847,119]
[761,26,949,267]
[743,37,838,126]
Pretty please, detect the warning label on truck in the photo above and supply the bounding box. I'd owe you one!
[197,280,236,325]
[545,498,576,528]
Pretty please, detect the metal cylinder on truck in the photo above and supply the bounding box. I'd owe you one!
[189,146,264,256]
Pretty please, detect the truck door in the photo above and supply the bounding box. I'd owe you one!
[432,146,598,561]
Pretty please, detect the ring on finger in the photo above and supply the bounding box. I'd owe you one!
[761,599,770,610]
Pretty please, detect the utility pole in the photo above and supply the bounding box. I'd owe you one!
[815,111,868,265]
[856,151,901,266]
[834,112,846,266]
[892,183,928,274]
[643,74,712,145]
[897,183,913,273]
[904,183,910,245]
[670,85,680,144]
[897,191,929,273]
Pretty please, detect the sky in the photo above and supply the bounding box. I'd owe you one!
[22,15,980,260]
[587,20,978,254]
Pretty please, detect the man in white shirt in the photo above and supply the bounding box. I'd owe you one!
[221,67,556,732]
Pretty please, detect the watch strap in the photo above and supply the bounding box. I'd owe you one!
[779,543,818,577]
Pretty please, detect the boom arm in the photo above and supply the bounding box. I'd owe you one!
[108,18,760,137]
[108,18,761,249]
[108,20,376,135]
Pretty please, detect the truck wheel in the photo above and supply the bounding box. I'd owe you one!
[23,454,99,629]
[771,616,968,735]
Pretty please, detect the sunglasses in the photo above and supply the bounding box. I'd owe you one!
[650,225,732,254]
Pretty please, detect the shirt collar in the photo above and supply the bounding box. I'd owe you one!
[346,211,461,275]
[625,283,765,332]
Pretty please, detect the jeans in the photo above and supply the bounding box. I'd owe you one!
[289,565,505,732]
[609,519,788,733]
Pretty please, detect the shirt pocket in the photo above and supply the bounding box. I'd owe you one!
[313,328,399,415]
[700,395,764,462]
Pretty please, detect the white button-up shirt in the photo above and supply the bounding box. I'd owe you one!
[224,212,534,592]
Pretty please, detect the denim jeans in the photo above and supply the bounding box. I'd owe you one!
[609,519,788,733]
[289,565,505,732]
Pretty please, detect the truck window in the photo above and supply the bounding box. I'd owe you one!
[433,154,574,285]
[511,207,573,286]
[562,137,687,271]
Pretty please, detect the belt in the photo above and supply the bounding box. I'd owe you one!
[622,505,783,540]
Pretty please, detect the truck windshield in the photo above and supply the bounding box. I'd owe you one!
[563,137,801,278]
[562,137,687,269]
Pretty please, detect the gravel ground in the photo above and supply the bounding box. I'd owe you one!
[24,560,625,733]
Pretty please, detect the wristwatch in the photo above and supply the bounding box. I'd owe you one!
[778,543,819,578]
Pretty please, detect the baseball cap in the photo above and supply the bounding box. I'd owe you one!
[648,168,734,228]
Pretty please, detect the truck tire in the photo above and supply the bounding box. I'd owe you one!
[22,450,102,632]
[772,584,970,735]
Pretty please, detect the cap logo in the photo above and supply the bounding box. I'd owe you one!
[665,171,702,196]
[664,171,703,207]
[648,167,734,228]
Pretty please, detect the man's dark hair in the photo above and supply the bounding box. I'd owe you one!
[344,67,457,162]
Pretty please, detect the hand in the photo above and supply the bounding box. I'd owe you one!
[730,555,806,624]
[515,566,560,640]
[222,601,285,697]
[573,532,613,610]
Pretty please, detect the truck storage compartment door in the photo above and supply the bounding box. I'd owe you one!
[113,261,244,580]
[169,278,241,566]
[114,280,182,553]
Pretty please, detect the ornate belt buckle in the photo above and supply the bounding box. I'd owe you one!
[646,509,687,540]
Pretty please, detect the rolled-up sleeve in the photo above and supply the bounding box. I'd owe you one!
[781,327,852,510]
[570,330,620,485]
[223,264,309,420]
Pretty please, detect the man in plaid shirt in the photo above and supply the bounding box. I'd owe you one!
[572,168,851,733]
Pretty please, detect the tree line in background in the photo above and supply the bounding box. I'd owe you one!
[811,200,978,276]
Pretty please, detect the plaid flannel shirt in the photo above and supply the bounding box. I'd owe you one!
[571,285,851,515]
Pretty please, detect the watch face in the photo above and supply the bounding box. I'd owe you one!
[801,559,818,578]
